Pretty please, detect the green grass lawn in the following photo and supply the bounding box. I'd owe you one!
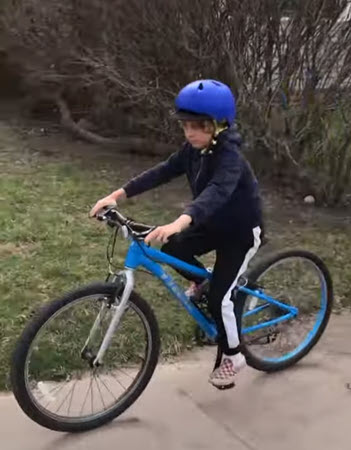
[0,123,200,389]
[1,122,351,390]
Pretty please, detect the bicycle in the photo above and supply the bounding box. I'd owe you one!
[11,206,333,432]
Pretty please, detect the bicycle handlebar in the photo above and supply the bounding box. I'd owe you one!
[96,206,127,225]
[96,206,155,239]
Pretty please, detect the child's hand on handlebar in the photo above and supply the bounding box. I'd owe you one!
[145,214,192,244]
[145,223,182,245]
[90,189,126,217]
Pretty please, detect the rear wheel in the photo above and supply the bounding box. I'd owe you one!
[240,250,333,372]
[11,283,160,432]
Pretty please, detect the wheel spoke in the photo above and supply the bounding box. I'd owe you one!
[33,379,62,402]
[97,374,118,402]
[67,379,79,416]
[109,371,127,391]
[80,375,94,416]
[91,374,94,414]
[115,367,136,381]
[94,373,106,410]
[43,382,68,410]
[54,382,74,414]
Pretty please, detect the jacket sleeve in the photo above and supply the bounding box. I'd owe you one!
[184,150,242,226]
[122,146,187,198]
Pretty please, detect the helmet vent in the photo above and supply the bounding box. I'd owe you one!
[198,82,204,90]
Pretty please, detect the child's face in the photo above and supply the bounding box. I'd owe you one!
[181,121,214,149]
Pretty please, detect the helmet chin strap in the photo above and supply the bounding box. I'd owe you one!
[201,120,228,154]
[213,120,229,138]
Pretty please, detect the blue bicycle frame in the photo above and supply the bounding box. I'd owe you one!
[124,240,298,341]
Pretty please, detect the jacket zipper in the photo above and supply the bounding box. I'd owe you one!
[194,156,205,191]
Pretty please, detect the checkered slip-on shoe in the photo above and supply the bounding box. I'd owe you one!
[209,354,246,388]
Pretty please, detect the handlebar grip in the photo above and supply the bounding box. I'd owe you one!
[96,206,126,224]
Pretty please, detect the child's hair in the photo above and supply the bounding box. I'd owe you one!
[199,120,216,134]
[203,120,229,137]
[178,120,215,134]
[179,119,228,137]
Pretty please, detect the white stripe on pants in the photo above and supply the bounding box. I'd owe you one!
[221,226,262,349]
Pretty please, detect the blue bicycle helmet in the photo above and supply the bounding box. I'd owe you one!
[174,79,236,125]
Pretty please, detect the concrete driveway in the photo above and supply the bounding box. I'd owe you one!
[1,314,350,450]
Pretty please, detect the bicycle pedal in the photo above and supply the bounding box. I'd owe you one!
[268,332,279,343]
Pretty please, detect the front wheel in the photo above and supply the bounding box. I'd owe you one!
[240,250,333,372]
[11,282,160,432]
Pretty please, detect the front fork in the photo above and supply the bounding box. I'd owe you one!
[81,269,135,367]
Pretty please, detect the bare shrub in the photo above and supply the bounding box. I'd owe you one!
[1,0,351,202]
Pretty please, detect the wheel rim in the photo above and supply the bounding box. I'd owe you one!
[242,256,328,363]
[24,294,152,423]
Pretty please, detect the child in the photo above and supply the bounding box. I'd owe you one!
[90,79,263,388]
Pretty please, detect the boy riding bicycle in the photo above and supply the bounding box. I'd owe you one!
[91,79,263,388]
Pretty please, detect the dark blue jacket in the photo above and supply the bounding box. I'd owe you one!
[123,127,263,233]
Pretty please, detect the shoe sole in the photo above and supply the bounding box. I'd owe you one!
[209,376,236,388]
[209,378,236,389]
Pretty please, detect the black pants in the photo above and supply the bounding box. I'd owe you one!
[162,225,261,355]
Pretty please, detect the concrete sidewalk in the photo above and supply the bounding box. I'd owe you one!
[1,314,351,450]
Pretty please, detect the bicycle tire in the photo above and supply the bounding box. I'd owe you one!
[11,282,160,432]
[241,250,333,372]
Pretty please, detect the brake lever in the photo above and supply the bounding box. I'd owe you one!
[121,225,129,239]
[96,205,117,222]
[96,213,107,222]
